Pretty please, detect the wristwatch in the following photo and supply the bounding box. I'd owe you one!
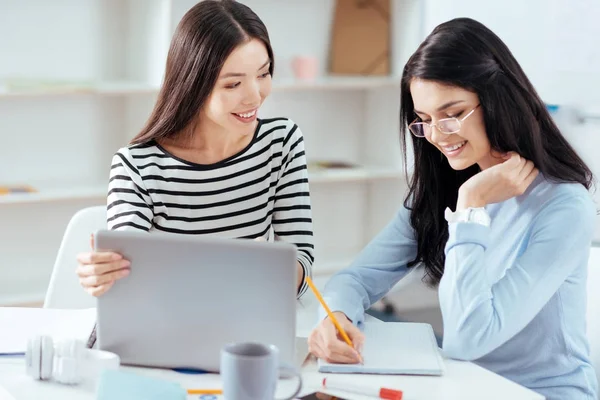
[444,207,491,227]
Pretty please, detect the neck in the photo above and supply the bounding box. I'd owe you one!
[477,152,505,170]
[184,118,256,161]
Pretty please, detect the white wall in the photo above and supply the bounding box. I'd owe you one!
[423,0,600,106]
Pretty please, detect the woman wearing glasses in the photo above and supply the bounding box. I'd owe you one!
[308,17,597,400]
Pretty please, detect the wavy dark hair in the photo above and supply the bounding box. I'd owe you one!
[400,17,594,286]
[131,0,274,145]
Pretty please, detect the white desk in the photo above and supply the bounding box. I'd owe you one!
[0,302,544,400]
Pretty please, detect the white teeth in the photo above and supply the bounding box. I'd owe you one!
[235,110,256,118]
[445,141,466,152]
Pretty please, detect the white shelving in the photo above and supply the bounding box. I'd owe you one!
[0,76,400,98]
[273,76,401,91]
[308,167,404,184]
[0,172,400,205]
[0,81,157,98]
[0,0,421,306]
[0,167,405,205]
[0,184,107,205]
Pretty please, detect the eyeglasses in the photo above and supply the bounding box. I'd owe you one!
[408,104,480,138]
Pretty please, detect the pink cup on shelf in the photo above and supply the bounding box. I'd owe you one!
[291,56,318,81]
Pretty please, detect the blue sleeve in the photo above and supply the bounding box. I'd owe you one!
[439,193,596,360]
[320,205,418,325]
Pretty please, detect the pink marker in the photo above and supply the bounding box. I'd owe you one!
[322,377,403,400]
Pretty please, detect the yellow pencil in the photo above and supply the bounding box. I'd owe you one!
[187,389,223,395]
[305,276,362,363]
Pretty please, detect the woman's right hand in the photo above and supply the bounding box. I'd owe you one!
[76,251,130,297]
[308,311,365,364]
[457,152,538,210]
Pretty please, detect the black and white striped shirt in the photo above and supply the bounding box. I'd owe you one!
[106,117,314,297]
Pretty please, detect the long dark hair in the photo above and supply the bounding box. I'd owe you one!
[400,17,594,285]
[131,0,274,145]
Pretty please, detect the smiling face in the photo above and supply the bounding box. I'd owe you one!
[409,78,499,170]
[199,38,272,136]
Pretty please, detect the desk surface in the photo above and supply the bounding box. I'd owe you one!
[0,301,544,400]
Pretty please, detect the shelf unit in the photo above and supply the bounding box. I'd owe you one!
[0,76,401,98]
[0,185,109,205]
[0,167,404,205]
[0,0,421,306]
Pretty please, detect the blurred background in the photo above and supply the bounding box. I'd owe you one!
[0,0,599,337]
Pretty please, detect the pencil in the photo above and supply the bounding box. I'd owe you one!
[305,276,362,363]
[187,389,223,395]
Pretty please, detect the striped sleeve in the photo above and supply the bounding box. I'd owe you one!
[272,121,315,298]
[106,149,153,231]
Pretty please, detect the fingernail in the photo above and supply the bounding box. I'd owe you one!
[111,253,122,260]
[121,269,130,277]
[121,260,131,267]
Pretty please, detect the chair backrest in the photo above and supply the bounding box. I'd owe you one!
[43,206,107,309]
[587,245,600,396]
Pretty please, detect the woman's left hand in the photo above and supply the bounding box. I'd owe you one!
[457,152,539,210]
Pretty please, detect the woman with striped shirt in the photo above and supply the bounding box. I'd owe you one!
[75,0,314,298]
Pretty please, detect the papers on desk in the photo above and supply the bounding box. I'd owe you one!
[0,307,96,355]
[318,322,444,375]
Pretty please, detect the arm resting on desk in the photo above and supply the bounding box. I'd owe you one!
[321,206,418,325]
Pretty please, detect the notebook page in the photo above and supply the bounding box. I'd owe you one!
[318,322,444,375]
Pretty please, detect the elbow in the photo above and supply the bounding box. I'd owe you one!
[441,328,497,361]
[442,338,483,361]
[440,296,504,361]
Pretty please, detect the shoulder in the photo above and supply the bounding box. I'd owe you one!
[258,117,303,143]
[530,175,596,214]
[528,175,597,233]
[111,141,162,174]
[259,116,299,131]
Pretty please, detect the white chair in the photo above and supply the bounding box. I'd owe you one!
[43,206,107,309]
[587,245,600,397]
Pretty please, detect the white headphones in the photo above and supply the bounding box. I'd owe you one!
[25,335,120,385]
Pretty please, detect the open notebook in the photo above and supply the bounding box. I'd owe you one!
[318,322,444,375]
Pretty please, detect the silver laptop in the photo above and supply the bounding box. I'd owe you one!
[93,229,297,372]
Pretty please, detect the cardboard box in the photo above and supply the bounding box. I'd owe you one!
[329,0,391,76]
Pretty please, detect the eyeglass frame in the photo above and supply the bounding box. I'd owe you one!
[408,104,481,138]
